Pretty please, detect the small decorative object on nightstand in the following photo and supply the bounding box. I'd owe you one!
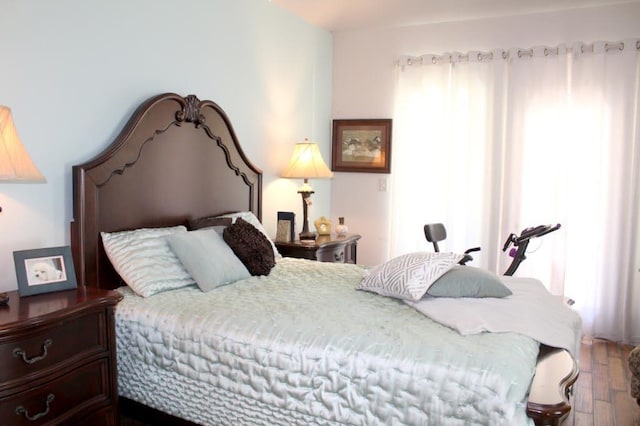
[13,246,77,297]
[335,217,349,237]
[314,216,332,236]
[0,287,122,424]
[275,234,361,264]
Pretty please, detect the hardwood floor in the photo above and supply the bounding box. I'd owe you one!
[121,338,640,425]
[565,339,640,426]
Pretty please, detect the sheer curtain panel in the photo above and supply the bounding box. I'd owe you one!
[393,40,640,344]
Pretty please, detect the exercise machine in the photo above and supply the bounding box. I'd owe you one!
[502,223,561,276]
[424,223,481,265]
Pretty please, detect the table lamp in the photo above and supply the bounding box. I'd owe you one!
[282,139,333,240]
[0,106,46,211]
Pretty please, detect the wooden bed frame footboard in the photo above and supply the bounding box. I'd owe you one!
[71,93,579,425]
[527,345,579,425]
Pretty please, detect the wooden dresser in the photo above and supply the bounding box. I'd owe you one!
[0,287,122,425]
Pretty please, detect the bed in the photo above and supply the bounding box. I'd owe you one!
[70,92,580,426]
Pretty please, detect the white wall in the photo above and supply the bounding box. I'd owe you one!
[0,0,332,291]
[331,2,640,267]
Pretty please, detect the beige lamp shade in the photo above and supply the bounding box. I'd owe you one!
[0,106,45,182]
[281,139,333,182]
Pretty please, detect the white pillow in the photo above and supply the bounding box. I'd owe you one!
[101,226,195,297]
[357,252,464,301]
[216,211,282,259]
[167,229,250,292]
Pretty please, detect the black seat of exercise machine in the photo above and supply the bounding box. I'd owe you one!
[423,223,480,264]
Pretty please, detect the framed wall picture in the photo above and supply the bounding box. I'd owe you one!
[13,246,78,297]
[332,119,392,173]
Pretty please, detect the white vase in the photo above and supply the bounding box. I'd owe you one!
[335,217,349,237]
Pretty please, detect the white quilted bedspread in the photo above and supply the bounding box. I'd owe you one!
[116,258,539,425]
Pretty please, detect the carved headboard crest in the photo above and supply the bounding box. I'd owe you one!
[176,94,206,126]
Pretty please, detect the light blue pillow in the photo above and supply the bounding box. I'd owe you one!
[426,266,512,298]
[167,229,250,292]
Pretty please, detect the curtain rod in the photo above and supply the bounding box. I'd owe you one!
[399,38,640,67]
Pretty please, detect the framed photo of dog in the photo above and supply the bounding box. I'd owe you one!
[13,246,77,296]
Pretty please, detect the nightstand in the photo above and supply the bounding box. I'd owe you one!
[0,287,122,425]
[275,234,361,263]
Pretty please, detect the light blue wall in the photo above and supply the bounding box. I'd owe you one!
[0,0,333,291]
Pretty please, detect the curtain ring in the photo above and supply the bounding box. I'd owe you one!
[432,56,437,65]
[477,52,483,61]
[407,58,413,66]
[502,50,508,59]
[637,40,640,50]
[517,49,532,58]
[605,42,624,52]
[544,47,558,56]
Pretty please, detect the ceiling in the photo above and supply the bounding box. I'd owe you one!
[269,0,636,32]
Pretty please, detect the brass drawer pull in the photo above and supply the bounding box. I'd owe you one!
[13,339,53,364]
[15,393,55,421]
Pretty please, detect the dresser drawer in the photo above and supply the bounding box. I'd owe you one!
[1,358,110,426]
[0,311,105,386]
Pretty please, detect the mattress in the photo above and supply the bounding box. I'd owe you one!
[115,257,539,425]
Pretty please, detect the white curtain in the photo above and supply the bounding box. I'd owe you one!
[392,39,640,344]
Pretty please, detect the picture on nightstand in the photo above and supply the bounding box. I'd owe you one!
[13,245,77,296]
[276,211,295,242]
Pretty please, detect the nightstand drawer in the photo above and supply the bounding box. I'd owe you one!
[1,358,110,426]
[316,245,348,263]
[275,234,361,264]
[0,311,104,385]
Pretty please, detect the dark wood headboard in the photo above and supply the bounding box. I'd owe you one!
[71,93,263,290]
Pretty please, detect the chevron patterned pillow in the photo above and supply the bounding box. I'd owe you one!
[358,252,464,301]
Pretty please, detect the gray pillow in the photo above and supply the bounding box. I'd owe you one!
[167,229,250,292]
[426,266,513,298]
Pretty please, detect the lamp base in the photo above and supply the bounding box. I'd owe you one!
[298,189,316,241]
[299,230,317,241]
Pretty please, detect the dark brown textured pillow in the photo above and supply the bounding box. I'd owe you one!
[223,218,275,276]
[189,216,233,231]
